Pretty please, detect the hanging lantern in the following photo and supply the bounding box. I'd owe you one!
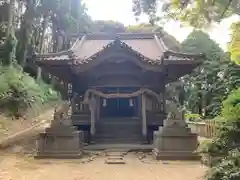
[129,99,133,107]
[103,99,107,107]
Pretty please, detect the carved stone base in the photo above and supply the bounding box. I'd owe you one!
[34,120,84,159]
[152,148,200,161]
[153,119,199,161]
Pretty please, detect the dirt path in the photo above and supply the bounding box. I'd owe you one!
[0,108,54,139]
[0,108,55,149]
[0,152,207,180]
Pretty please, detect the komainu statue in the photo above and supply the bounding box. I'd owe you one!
[165,100,184,120]
[53,101,71,121]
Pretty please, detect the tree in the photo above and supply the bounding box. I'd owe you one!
[2,0,17,66]
[126,23,181,51]
[90,20,125,33]
[181,30,240,117]
[16,0,36,66]
[132,0,240,64]
[228,22,240,64]
[133,0,240,27]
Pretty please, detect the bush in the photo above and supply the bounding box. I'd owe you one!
[203,88,240,156]
[185,113,202,122]
[0,66,60,117]
[203,89,240,179]
[221,88,240,122]
[197,139,213,154]
[205,149,240,180]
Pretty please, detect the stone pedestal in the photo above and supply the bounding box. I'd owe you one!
[35,119,83,159]
[153,119,199,160]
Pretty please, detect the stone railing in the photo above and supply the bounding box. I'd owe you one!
[187,120,217,138]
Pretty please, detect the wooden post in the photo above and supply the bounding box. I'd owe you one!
[90,95,96,143]
[162,87,166,115]
[36,67,42,81]
[96,96,100,120]
[141,93,147,143]
[71,95,76,115]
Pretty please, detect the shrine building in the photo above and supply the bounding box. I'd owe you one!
[34,32,204,144]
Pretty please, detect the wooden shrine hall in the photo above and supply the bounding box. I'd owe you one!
[34,32,204,144]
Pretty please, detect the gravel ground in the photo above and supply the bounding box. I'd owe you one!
[0,152,207,180]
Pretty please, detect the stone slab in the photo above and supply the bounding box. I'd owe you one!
[107,156,124,160]
[106,152,124,156]
[35,152,83,159]
[105,159,126,164]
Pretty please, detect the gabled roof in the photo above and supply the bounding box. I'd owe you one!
[35,32,204,66]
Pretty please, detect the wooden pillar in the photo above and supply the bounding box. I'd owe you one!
[162,86,166,115]
[71,80,77,115]
[36,67,42,81]
[71,95,76,115]
[90,95,96,143]
[141,93,148,143]
[96,96,100,120]
[63,81,69,100]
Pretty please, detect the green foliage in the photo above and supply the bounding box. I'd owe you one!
[197,89,240,180]
[132,0,240,28]
[228,22,240,65]
[126,23,181,51]
[181,30,240,118]
[132,0,240,66]
[222,88,240,121]
[0,66,60,117]
[90,20,125,33]
[205,149,240,180]
[185,113,202,122]
[1,35,17,66]
[202,88,240,157]
[197,139,213,154]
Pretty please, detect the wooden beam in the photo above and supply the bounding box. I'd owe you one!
[141,93,147,143]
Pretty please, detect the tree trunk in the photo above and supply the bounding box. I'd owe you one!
[39,15,49,53]
[197,84,203,116]
[37,15,49,81]
[52,21,60,52]
[6,0,15,37]
[16,0,35,67]
[5,0,16,67]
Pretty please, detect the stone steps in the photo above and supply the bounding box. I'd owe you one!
[95,118,142,144]
[95,139,142,144]
[105,150,126,164]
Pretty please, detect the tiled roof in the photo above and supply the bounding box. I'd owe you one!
[35,32,203,65]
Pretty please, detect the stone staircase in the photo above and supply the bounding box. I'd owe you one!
[104,149,127,164]
[95,117,142,144]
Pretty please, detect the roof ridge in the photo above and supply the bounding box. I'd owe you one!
[83,32,161,35]
[35,50,72,58]
[70,35,87,58]
[82,32,162,40]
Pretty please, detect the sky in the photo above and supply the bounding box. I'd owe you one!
[85,0,239,50]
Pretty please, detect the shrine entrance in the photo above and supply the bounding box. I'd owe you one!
[100,97,138,118]
[96,87,139,118]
